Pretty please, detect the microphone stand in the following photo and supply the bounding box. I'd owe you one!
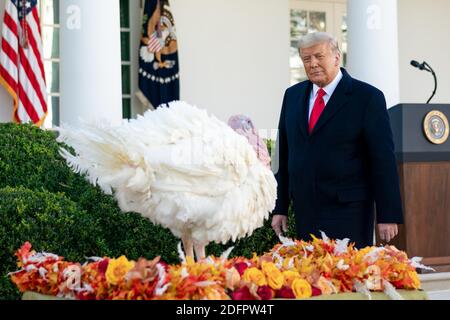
[423,62,437,104]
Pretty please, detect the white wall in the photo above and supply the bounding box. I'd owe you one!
[0,0,13,123]
[170,0,290,137]
[398,0,450,104]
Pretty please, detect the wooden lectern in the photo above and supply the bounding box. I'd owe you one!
[386,104,450,273]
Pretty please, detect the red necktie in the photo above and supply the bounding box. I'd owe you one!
[309,88,326,134]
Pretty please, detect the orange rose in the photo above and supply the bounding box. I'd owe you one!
[261,262,284,290]
[105,256,135,285]
[242,268,267,287]
[282,270,301,286]
[292,279,312,299]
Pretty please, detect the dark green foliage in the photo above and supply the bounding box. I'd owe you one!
[265,138,275,157]
[0,123,78,195]
[0,187,109,300]
[0,123,295,300]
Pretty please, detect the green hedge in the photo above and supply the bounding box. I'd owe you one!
[0,123,295,300]
[0,187,109,300]
[0,124,79,195]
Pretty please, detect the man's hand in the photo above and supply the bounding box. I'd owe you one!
[271,215,288,236]
[377,223,398,243]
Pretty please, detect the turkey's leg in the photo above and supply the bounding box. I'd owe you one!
[181,236,194,258]
[194,241,206,261]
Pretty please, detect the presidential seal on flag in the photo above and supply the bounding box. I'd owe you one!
[137,0,180,110]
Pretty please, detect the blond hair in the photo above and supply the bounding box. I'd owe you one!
[298,32,340,54]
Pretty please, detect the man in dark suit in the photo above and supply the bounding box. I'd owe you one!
[271,32,403,248]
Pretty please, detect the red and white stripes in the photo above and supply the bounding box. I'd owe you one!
[0,0,47,125]
[147,32,163,53]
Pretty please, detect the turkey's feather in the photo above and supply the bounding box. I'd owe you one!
[57,101,277,245]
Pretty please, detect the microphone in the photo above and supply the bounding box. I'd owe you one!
[410,60,427,71]
[410,60,437,104]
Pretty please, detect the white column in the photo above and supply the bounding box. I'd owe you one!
[0,0,13,123]
[347,0,400,108]
[60,0,122,126]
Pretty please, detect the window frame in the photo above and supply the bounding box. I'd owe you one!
[120,0,132,119]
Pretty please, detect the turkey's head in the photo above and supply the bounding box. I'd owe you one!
[228,115,271,168]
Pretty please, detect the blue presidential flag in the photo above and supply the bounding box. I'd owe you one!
[138,0,180,109]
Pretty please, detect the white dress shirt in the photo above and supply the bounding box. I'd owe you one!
[308,70,343,121]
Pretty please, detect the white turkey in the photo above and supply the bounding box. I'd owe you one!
[57,101,277,260]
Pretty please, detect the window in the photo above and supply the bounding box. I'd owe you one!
[39,0,60,127]
[120,0,132,119]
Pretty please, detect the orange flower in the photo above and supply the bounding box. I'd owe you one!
[282,257,294,270]
[315,276,336,295]
[261,262,284,290]
[105,256,135,285]
[226,267,241,290]
[298,256,314,275]
[282,270,301,286]
[292,279,312,299]
[16,242,33,267]
[206,288,226,300]
[404,270,421,289]
[242,268,267,287]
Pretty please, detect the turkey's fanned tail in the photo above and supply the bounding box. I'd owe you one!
[57,120,155,211]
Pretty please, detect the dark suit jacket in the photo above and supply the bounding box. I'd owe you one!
[273,68,403,248]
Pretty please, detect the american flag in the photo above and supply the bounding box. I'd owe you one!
[0,0,47,125]
[147,32,163,53]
